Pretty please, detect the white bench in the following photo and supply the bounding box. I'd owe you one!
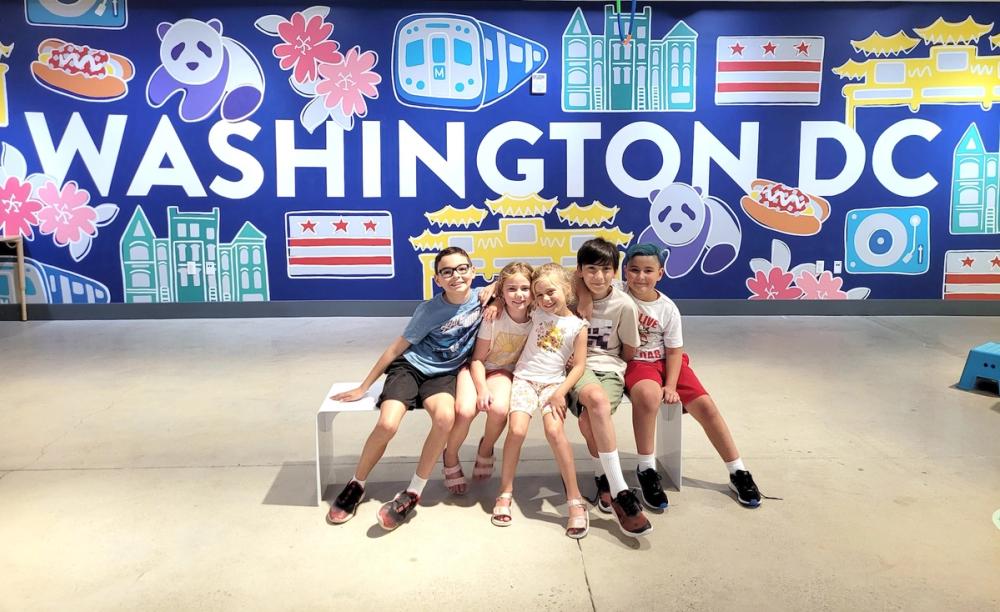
[315,380,682,505]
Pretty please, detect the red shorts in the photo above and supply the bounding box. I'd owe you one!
[624,354,708,407]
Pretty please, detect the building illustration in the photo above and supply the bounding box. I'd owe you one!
[562,5,697,112]
[409,194,632,299]
[832,16,1000,127]
[120,206,269,303]
[951,124,999,235]
[0,255,110,304]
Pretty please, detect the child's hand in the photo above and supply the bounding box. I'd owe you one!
[477,391,493,413]
[482,302,499,322]
[478,281,497,305]
[546,393,568,419]
[332,386,367,402]
[662,385,680,404]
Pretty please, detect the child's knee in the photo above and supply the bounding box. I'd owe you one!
[543,419,563,443]
[430,409,455,431]
[632,385,662,412]
[488,400,509,420]
[374,418,400,438]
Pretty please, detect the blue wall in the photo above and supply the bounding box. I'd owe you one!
[1,1,998,306]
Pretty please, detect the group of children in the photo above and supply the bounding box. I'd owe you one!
[326,238,762,539]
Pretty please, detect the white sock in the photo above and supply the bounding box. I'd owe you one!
[637,454,656,472]
[351,475,366,488]
[592,456,605,478]
[599,451,628,496]
[406,474,427,497]
[725,458,746,475]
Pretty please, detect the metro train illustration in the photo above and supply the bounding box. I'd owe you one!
[0,256,111,304]
[393,13,548,110]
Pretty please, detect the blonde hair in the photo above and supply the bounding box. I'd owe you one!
[531,263,576,306]
[496,262,534,306]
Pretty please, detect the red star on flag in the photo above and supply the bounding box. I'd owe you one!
[795,41,810,55]
[363,219,378,232]
[961,256,975,268]
[730,42,745,56]
[991,256,1000,268]
[762,41,777,55]
[333,219,349,232]
[300,220,317,233]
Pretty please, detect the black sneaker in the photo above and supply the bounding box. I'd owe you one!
[593,475,612,514]
[609,489,653,537]
[636,467,668,510]
[326,480,365,524]
[377,490,420,531]
[729,470,761,508]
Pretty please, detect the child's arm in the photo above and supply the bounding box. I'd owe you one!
[546,328,589,419]
[621,343,637,363]
[662,347,684,404]
[574,272,593,320]
[330,336,411,402]
[469,337,493,412]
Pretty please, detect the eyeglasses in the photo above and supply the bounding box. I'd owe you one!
[436,263,473,279]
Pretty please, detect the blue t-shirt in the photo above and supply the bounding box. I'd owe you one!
[402,287,484,376]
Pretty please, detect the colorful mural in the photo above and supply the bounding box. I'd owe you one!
[833,17,1000,127]
[0,254,110,304]
[562,5,696,112]
[951,124,999,235]
[0,3,996,308]
[120,206,268,303]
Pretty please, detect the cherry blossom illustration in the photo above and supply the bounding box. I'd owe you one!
[0,142,118,261]
[256,6,381,133]
[747,239,870,300]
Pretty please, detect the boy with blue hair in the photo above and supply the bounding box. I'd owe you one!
[622,242,762,508]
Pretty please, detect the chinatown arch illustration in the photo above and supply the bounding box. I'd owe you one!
[832,16,1000,127]
[408,194,632,299]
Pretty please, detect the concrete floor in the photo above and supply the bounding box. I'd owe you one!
[1,316,998,611]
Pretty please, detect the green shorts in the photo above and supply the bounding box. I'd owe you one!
[568,369,625,417]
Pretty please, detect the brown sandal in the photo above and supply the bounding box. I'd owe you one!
[473,437,495,480]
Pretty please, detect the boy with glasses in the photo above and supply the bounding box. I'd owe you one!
[326,247,490,530]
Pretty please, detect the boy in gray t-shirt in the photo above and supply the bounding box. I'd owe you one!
[569,238,651,537]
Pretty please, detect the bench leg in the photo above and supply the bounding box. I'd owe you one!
[315,412,338,506]
[655,402,683,491]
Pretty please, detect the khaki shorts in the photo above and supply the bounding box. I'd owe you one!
[568,369,624,417]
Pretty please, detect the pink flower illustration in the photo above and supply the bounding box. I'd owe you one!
[316,46,381,118]
[274,12,343,84]
[795,270,848,300]
[36,180,97,246]
[0,176,42,239]
[746,267,804,300]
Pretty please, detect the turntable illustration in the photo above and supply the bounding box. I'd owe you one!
[845,206,930,275]
[25,0,127,29]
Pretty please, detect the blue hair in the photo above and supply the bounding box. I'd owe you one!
[624,243,665,267]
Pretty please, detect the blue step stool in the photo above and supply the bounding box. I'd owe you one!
[957,342,1000,394]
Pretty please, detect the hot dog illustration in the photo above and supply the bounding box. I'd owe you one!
[740,179,830,236]
[31,38,134,101]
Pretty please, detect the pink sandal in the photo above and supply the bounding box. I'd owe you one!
[442,453,467,496]
[473,437,495,480]
[565,498,589,539]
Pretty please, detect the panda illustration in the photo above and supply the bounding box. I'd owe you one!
[637,183,742,279]
[146,18,265,122]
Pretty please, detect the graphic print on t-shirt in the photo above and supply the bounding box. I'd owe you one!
[537,320,566,352]
[636,311,662,360]
[586,317,613,350]
[490,331,529,368]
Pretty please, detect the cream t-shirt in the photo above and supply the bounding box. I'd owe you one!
[477,309,532,372]
[629,290,683,361]
[584,285,641,375]
[513,310,588,384]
